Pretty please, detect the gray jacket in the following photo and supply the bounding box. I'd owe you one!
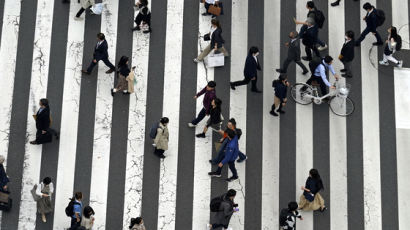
[287,38,301,61]
[210,195,235,227]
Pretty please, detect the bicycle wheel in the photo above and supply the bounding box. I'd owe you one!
[291,83,314,105]
[329,96,355,116]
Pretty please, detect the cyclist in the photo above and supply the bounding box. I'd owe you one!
[306,55,340,96]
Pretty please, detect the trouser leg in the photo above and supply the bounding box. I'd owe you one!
[356,27,371,44]
[251,78,257,91]
[295,59,308,72]
[281,58,292,72]
[386,54,399,64]
[76,7,86,17]
[317,37,325,47]
[191,107,206,125]
[343,61,352,76]
[218,46,229,56]
[231,78,251,87]
[316,77,328,95]
[228,161,238,177]
[197,44,212,61]
[212,139,228,164]
[312,45,321,58]
[305,46,312,60]
[86,60,98,73]
[373,30,382,43]
[238,151,246,160]
[102,58,115,70]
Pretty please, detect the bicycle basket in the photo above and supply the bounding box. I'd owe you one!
[336,83,351,98]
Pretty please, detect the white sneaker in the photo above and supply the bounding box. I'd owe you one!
[193,58,200,63]
[379,60,389,66]
[188,122,196,128]
[206,224,212,230]
[397,60,403,68]
[74,16,83,21]
[317,44,328,51]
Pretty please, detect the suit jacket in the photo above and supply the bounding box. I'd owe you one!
[287,39,301,61]
[210,27,224,49]
[340,40,355,62]
[365,9,378,32]
[93,40,109,61]
[243,55,261,79]
[300,24,318,46]
[36,107,50,131]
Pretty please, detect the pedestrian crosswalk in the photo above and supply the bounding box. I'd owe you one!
[0,0,410,229]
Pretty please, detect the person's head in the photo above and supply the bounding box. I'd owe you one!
[309,168,324,190]
[289,31,298,39]
[227,118,236,130]
[97,32,105,41]
[118,56,129,67]
[211,98,222,108]
[206,81,216,91]
[226,128,236,140]
[249,46,259,56]
[306,1,315,10]
[43,177,52,185]
[83,206,95,219]
[363,2,373,11]
[211,19,221,28]
[74,192,83,201]
[226,189,236,201]
[279,74,287,84]
[129,217,143,228]
[345,30,354,40]
[160,117,169,126]
[0,155,5,164]
[39,98,49,108]
[288,201,298,211]
[324,55,333,65]
[306,17,315,26]
[140,0,148,6]
[389,26,398,38]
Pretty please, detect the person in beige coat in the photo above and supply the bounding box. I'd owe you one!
[75,0,95,20]
[153,117,169,159]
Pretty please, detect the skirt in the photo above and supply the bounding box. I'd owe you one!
[115,74,128,91]
[298,193,325,211]
[37,197,53,214]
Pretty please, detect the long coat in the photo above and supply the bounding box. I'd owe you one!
[154,123,169,151]
[210,194,235,227]
[126,71,135,93]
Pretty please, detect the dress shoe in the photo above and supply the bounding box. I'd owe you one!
[30,141,38,145]
[342,74,353,78]
[106,68,115,74]
[251,89,262,93]
[276,69,286,73]
[331,0,340,7]
[226,176,238,182]
[111,89,115,96]
[372,42,383,46]
[269,111,278,116]
[208,172,221,177]
[340,69,346,72]
[143,28,152,34]
[302,70,309,75]
[277,109,285,114]
[131,26,140,31]
[196,133,206,138]
[230,83,236,90]
[81,70,90,75]
[302,56,312,61]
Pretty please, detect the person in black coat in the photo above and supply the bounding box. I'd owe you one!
[276,31,308,75]
[299,18,320,61]
[339,31,355,78]
[30,99,58,145]
[131,0,151,33]
[230,46,262,93]
[194,19,229,62]
[270,74,289,117]
[355,2,383,46]
[82,33,116,75]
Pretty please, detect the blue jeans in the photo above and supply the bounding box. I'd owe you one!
[211,138,246,164]
[191,107,206,125]
[356,26,382,44]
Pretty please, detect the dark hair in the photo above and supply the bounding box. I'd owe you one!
[363,2,373,10]
[249,46,259,56]
[211,19,221,28]
[74,192,83,200]
[291,31,298,38]
[279,74,287,81]
[324,55,333,64]
[83,206,95,219]
[226,128,236,139]
[345,30,355,39]
[390,26,398,41]
[288,201,298,211]
[207,81,216,88]
[228,118,236,126]
[213,98,222,108]
[118,56,129,68]
[306,1,315,9]
[40,98,49,107]
[43,177,52,185]
[140,0,148,6]
[309,168,324,190]
[97,33,105,40]
[227,189,236,197]
[129,217,143,228]
[160,117,169,125]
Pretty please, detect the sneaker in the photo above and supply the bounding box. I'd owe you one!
[143,28,152,34]
[331,0,340,6]
[131,26,140,31]
[74,16,82,21]
[196,133,206,138]
[106,68,115,74]
[340,69,346,72]
[188,122,196,128]
[302,70,309,75]
[341,74,353,78]
[208,172,221,177]
[269,110,278,116]
[320,206,327,212]
[276,69,286,73]
[237,156,247,163]
[277,109,285,114]
[396,60,403,68]
[317,44,328,51]
[379,60,389,66]
[226,176,238,182]
[158,154,166,159]
[373,42,383,46]
[193,58,200,63]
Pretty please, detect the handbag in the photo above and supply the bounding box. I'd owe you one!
[31,184,42,202]
[203,33,210,41]
[214,142,222,152]
[208,4,221,16]
[205,52,225,68]
[0,191,9,203]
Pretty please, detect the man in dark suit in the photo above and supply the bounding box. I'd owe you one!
[276,31,309,75]
[230,46,262,93]
[82,33,116,75]
[299,18,320,61]
[30,99,58,145]
[339,31,355,78]
[355,2,383,46]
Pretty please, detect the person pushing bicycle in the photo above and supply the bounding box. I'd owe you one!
[306,55,340,96]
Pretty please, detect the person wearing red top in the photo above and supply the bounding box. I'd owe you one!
[188,81,216,127]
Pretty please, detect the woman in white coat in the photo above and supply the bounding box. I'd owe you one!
[75,0,95,20]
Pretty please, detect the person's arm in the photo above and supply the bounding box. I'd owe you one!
[50,182,54,194]
[223,202,234,217]
[388,37,397,51]
[195,87,207,98]
[221,146,233,165]
[319,66,331,87]
[35,183,42,197]
[154,127,163,145]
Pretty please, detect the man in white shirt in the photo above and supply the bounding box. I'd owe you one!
[306,55,340,96]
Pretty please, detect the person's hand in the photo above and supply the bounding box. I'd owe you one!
[132,66,136,70]
[193,96,197,99]
[3,185,7,190]
[93,59,97,63]
[300,217,304,220]
[42,130,46,134]
[76,217,80,222]
[385,40,389,44]
[282,102,286,107]
[301,186,305,190]
[285,42,289,47]
[330,85,336,89]
[283,98,288,102]
[42,194,49,197]
[218,163,223,167]
[219,138,224,143]
[363,16,366,20]
[334,74,340,80]
[251,77,256,80]
[213,47,218,51]
[152,143,156,147]
[372,32,376,35]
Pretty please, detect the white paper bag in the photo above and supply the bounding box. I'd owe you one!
[205,53,225,68]
[91,3,103,15]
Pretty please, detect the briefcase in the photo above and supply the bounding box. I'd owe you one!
[205,53,225,68]
[0,192,12,212]
[208,4,221,16]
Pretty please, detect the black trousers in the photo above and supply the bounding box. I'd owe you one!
[282,57,308,73]
[86,58,115,73]
[305,44,320,60]
[75,6,91,18]
[154,148,165,157]
[135,13,151,28]
[306,75,327,96]
[231,77,257,91]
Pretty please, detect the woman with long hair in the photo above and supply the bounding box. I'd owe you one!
[111,56,135,96]
[196,98,223,138]
[298,168,327,212]
[379,26,403,67]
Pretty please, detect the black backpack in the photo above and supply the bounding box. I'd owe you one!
[149,122,160,139]
[314,9,325,29]
[235,128,242,140]
[396,35,402,51]
[65,200,80,217]
[308,57,324,75]
[210,195,224,212]
[375,9,385,27]
[279,208,290,226]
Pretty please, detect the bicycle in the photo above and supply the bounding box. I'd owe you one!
[290,80,355,116]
